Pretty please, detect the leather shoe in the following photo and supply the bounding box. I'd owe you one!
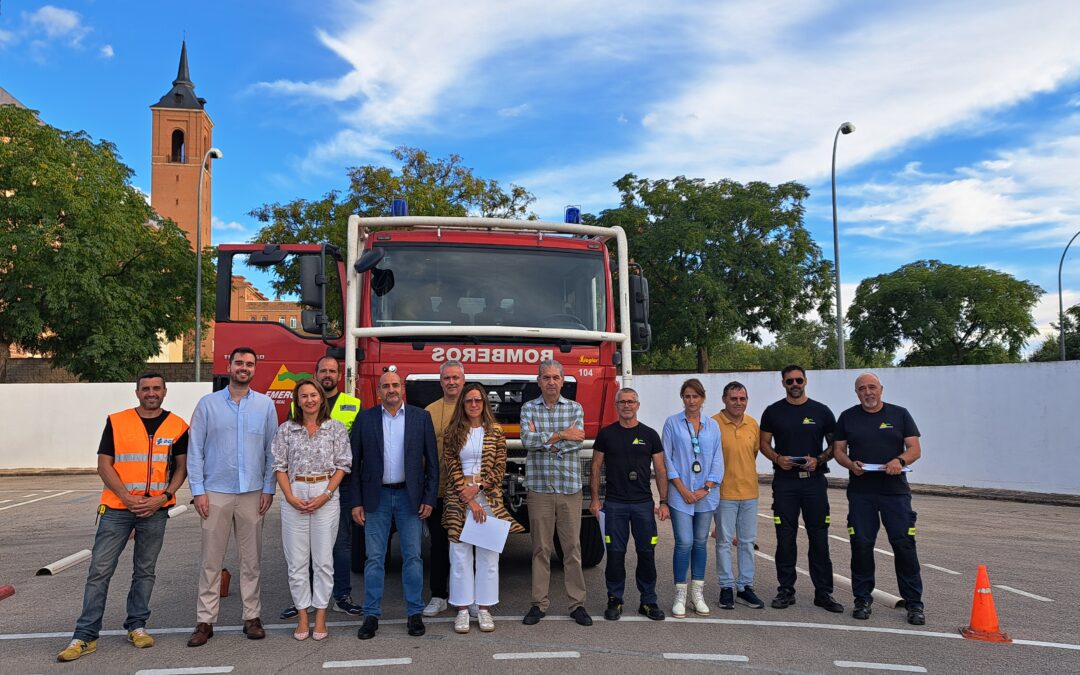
[242,618,266,640]
[853,602,872,620]
[406,614,425,636]
[357,616,378,640]
[570,606,593,626]
[187,623,213,647]
[771,591,796,609]
[907,607,926,625]
[522,605,545,625]
[638,603,665,621]
[814,594,844,613]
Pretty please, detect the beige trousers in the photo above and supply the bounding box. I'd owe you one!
[528,490,586,612]
[196,490,264,623]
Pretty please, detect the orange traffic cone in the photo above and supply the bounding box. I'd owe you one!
[960,564,1011,642]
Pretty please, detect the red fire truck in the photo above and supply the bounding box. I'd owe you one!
[213,208,651,567]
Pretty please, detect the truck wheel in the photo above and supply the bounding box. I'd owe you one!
[553,516,605,568]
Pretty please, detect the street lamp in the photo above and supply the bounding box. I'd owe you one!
[195,147,222,382]
[831,121,855,369]
[1058,229,1080,361]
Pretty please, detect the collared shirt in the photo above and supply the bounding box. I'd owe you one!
[271,418,352,484]
[188,387,278,496]
[712,410,760,501]
[381,404,406,484]
[520,395,584,494]
[661,411,723,515]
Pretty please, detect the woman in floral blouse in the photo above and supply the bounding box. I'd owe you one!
[272,379,351,641]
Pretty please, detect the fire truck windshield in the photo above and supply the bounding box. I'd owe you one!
[369,244,608,333]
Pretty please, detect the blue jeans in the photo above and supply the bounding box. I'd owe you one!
[714,498,758,590]
[73,507,168,642]
[669,508,713,583]
[332,505,353,599]
[603,500,658,604]
[362,487,424,617]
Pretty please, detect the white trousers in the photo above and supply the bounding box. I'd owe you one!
[280,481,340,610]
[449,496,500,607]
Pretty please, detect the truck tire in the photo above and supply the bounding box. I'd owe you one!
[553,515,605,568]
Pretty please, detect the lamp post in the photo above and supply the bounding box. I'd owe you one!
[195,147,222,382]
[1059,229,1080,361]
[831,122,855,369]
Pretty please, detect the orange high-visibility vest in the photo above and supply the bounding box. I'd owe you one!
[100,409,189,510]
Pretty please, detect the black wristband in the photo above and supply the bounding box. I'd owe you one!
[659,499,668,505]
[162,491,174,502]
[896,457,907,467]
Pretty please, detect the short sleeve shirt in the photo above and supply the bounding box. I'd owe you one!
[835,403,920,495]
[594,422,663,504]
[760,398,835,480]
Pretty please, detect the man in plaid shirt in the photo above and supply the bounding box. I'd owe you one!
[519,359,593,627]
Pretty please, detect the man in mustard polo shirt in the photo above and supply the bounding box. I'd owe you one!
[711,381,763,610]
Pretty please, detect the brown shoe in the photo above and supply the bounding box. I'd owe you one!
[243,617,266,640]
[187,623,213,647]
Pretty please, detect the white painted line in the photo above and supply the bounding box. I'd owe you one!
[875,547,895,557]
[20,493,38,498]
[995,585,1053,602]
[663,653,749,662]
[0,500,10,504]
[925,563,961,575]
[136,668,235,675]
[493,651,580,660]
[0,490,74,511]
[1013,639,1080,651]
[323,659,412,668]
[830,534,847,542]
[835,661,926,672]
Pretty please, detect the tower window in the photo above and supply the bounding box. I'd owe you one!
[171,129,186,163]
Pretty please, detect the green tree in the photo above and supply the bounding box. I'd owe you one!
[598,174,834,372]
[248,146,535,298]
[0,105,207,382]
[847,260,1043,366]
[1029,304,1080,361]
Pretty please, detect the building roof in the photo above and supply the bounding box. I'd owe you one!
[150,41,206,110]
[0,85,28,108]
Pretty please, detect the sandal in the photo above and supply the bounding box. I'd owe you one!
[294,628,309,641]
[313,630,329,641]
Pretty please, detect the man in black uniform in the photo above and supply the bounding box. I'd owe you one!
[759,365,843,613]
[834,372,925,625]
[589,387,669,621]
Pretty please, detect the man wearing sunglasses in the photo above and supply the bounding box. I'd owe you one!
[589,388,668,622]
[759,365,843,614]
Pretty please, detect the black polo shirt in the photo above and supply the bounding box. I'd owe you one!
[835,402,920,495]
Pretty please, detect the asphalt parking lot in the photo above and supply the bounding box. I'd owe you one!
[1,475,1078,674]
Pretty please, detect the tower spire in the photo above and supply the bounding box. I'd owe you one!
[151,40,205,110]
[175,40,192,86]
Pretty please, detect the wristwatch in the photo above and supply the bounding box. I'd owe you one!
[896,457,907,468]
[325,488,335,499]
[162,491,174,502]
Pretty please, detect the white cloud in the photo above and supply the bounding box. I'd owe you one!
[211,216,248,234]
[0,29,15,47]
[24,5,89,46]
[497,103,529,118]
[100,44,114,59]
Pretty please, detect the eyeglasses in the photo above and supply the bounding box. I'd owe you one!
[784,377,805,385]
[616,400,638,406]
[463,398,485,405]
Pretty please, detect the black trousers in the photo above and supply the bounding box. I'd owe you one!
[427,498,450,599]
[772,476,834,595]
[603,500,658,605]
[847,492,922,608]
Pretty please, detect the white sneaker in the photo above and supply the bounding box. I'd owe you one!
[423,597,448,617]
[454,608,471,634]
[690,579,710,615]
[469,603,479,619]
[477,609,495,632]
[672,583,688,618]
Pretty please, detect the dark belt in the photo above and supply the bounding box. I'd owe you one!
[382,482,407,490]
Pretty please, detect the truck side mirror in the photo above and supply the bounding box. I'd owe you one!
[301,308,326,334]
[629,274,651,351]
[354,249,385,274]
[300,255,324,308]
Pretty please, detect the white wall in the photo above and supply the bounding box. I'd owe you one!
[632,361,1080,496]
[0,382,210,469]
[2,363,1077,495]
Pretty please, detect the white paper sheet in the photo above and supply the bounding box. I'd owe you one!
[598,509,606,540]
[460,514,513,553]
[860,463,912,473]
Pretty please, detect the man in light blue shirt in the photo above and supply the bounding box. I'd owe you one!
[186,347,278,647]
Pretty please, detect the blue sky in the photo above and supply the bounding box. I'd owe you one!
[3,0,1080,351]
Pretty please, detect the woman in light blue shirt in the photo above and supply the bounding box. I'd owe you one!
[662,378,723,619]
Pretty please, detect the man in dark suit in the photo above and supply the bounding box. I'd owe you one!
[351,369,438,640]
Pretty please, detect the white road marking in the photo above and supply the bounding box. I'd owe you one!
[830,534,847,542]
[493,651,581,660]
[20,493,38,498]
[995,585,1053,602]
[835,660,927,672]
[0,490,74,512]
[323,659,411,668]
[663,653,748,662]
[0,500,10,504]
[925,563,961,575]
[135,668,235,675]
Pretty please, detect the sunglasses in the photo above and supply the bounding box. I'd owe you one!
[463,397,485,405]
[784,377,805,385]
[616,400,638,406]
